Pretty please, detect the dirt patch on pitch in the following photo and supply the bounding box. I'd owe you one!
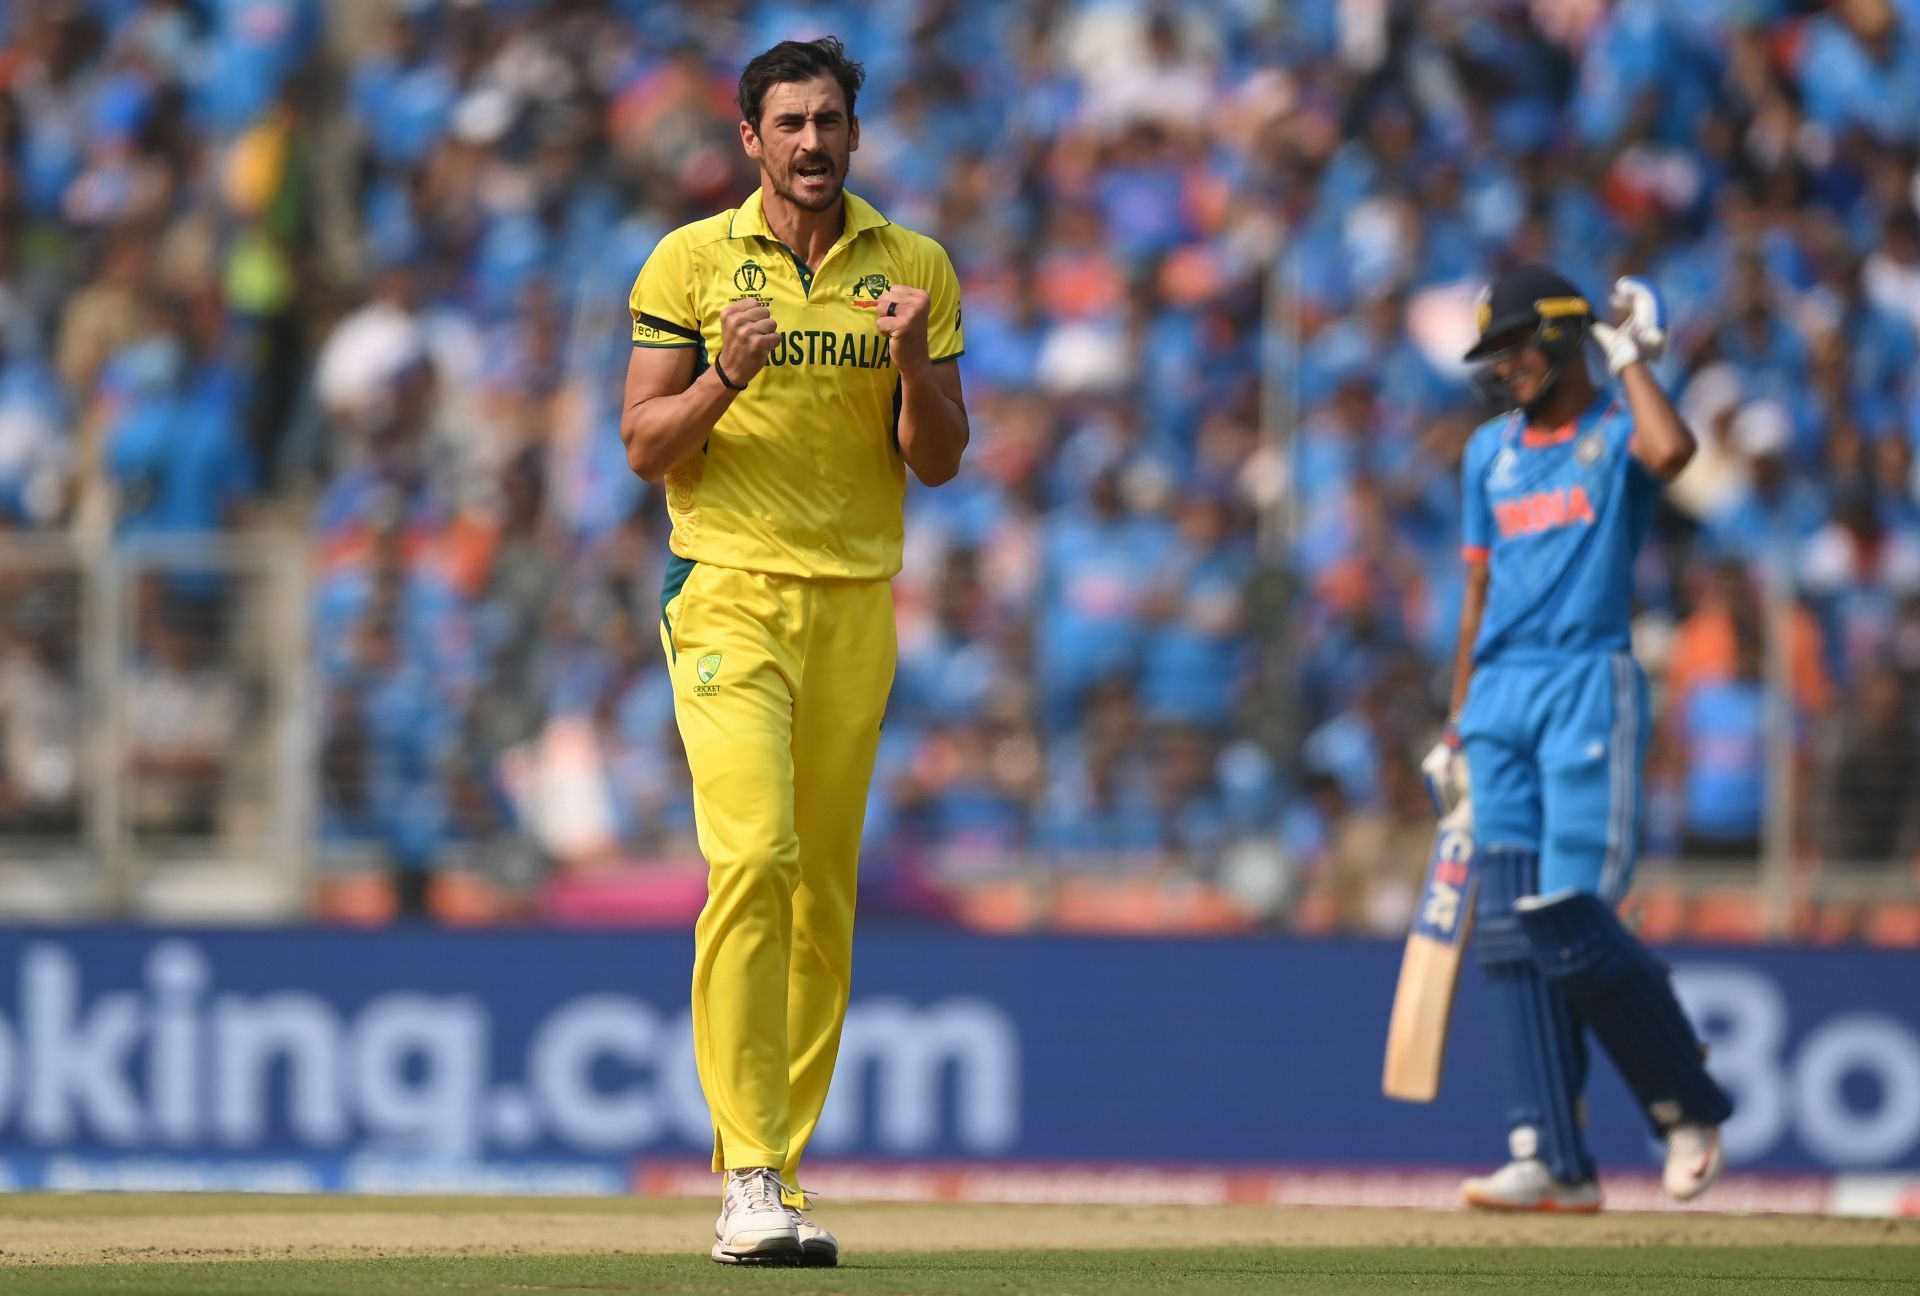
[1,1199,1915,1266]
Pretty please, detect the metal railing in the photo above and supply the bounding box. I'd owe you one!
[0,532,311,919]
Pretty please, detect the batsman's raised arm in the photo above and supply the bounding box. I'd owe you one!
[1590,277,1695,480]
[1619,363,1695,481]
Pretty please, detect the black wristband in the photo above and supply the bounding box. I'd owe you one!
[714,357,747,392]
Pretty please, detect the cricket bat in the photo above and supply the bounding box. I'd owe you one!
[1382,799,1477,1102]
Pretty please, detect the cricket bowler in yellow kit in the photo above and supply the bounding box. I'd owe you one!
[618,37,968,1268]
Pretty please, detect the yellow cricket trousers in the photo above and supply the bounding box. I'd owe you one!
[659,556,896,1192]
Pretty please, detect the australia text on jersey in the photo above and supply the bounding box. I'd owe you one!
[764,327,894,370]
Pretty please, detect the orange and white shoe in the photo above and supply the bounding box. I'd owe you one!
[1663,1123,1725,1202]
[1461,1158,1603,1213]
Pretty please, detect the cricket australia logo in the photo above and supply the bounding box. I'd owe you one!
[733,260,767,294]
[851,272,891,302]
[694,653,722,696]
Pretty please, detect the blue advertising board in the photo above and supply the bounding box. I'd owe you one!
[0,928,1914,1190]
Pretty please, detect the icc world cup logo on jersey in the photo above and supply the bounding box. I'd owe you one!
[851,272,891,302]
[734,260,767,293]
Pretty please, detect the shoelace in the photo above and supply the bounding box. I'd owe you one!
[734,1167,788,1213]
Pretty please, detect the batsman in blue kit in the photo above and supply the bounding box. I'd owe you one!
[1423,265,1734,1211]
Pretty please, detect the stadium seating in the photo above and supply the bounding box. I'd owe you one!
[3,1,1919,938]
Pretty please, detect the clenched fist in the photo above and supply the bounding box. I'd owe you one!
[718,297,780,388]
[856,285,932,371]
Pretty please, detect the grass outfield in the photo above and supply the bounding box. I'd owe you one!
[4,1247,1920,1295]
[2,1195,1916,1295]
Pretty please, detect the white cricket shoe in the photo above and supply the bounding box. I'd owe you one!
[710,1167,800,1264]
[786,1200,839,1267]
[1461,1158,1603,1213]
[1663,1123,1725,1202]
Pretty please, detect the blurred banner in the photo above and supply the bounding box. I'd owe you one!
[0,929,1915,1193]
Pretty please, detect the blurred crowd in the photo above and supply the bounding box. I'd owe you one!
[3,0,1920,932]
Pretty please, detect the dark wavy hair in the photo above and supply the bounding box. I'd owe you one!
[737,36,866,129]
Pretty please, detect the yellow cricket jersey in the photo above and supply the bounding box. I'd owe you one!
[628,188,964,580]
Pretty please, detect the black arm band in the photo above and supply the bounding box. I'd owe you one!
[714,358,747,392]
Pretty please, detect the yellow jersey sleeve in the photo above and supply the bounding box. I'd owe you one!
[918,239,965,364]
[629,229,703,348]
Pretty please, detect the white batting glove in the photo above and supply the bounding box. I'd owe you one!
[1591,276,1667,375]
[1420,723,1469,817]
[1611,276,1668,360]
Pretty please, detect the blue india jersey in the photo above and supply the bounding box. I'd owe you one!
[1461,392,1660,664]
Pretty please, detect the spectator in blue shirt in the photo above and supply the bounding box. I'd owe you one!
[1705,401,1829,559]
[104,316,255,537]
[1152,725,1232,858]
[895,546,1008,726]
[351,613,458,875]
[1301,289,1457,421]
[896,720,1031,856]
[350,9,456,170]
[1675,627,1769,862]
[1808,243,1919,404]
[1140,491,1252,729]
[200,0,319,133]
[959,271,1047,392]
[1032,734,1164,861]
[1796,0,1920,144]
[1036,465,1171,730]
[1711,271,1812,407]
[1095,120,1193,263]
